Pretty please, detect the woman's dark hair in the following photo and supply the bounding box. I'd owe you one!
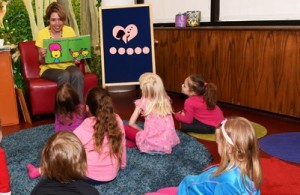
[45,2,66,23]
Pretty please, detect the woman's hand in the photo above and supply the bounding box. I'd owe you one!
[40,48,47,58]
[38,47,47,64]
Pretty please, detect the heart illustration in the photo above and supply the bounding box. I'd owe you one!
[112,24,138,44]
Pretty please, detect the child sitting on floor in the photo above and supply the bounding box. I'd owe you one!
[0,118,11,195]
[175,74,224,134]
[178,116,262,194]
[54,83,87,132]
[73,87,126,185]
[125,72,180,154]
[31,131,99,195]
[27,83,87,179]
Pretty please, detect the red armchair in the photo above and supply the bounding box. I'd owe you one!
[18,41,98,116]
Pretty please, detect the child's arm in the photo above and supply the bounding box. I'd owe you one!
[0,148,11,195]
[128,107,143,131]
[174,100,194,123]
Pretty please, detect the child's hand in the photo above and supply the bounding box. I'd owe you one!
[74,59,80,64]
[179,110,185,116]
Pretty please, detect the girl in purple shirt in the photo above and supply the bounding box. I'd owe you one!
[54,83,87,132]
[27,83,87,179]
[175,74,224,134]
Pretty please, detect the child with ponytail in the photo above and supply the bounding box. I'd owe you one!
[175,74,224,134]
[73,87,126,185]
[178,117,262,194]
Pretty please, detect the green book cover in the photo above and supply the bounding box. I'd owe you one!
[44,35,91,64]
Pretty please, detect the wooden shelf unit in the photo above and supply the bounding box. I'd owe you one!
[0,51,19,126]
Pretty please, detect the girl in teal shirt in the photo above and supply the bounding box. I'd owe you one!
[178,117,262,195]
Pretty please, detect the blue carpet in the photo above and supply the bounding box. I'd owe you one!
[1,124,212,194]
[259,132,300,164]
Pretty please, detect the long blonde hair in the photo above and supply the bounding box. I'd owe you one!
[139,72,173,116]
[214,117,262,189]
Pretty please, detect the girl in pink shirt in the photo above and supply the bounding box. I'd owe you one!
[175,74,224,134]
[125,73,180,154]
[74,87,126,185]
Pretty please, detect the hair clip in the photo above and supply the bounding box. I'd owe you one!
[221,119,234,146]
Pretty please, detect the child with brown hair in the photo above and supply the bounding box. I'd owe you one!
[54,83,87,132]
[31,131,99,195]
[74,87,126,185]
[178,117,262,194]
[0,118,11,195]
[27,83,87,179]
[175,74,224,134]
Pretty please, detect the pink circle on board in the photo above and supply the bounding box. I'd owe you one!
[118,47,125,55]
[110,47,117,54]
[135,47,142,54]
[127,48,134,55]
[143,47,150,54]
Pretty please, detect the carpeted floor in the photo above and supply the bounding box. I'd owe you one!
[1,124,212,194]
[259,132,300,164]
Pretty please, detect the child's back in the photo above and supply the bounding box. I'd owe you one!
[125,73,180,154]
[178,117,262,194]
[74,114,126,181]
[73,87,126,184]
[134,98,179,154]
[54,83,87,132]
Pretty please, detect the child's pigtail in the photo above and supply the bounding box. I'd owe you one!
[204,82,217,110]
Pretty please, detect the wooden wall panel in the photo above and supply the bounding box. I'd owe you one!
[154,28,300,118]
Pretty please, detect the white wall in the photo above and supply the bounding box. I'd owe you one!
[144,0,211,23]
[144,0,300,23]
[220,0,300,21]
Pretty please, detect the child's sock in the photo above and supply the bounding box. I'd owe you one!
[27,163,41,179]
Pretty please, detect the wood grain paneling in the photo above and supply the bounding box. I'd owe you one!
[154,28,300,118]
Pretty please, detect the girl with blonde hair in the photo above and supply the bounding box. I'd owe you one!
[178,116,262,194]
[125,72,180,154]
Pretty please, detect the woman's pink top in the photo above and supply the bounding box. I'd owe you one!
[175,95,224,127]
[135,98,180,154]
[73,114,126,181]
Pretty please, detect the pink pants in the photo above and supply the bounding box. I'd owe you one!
[124,125,138,148]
